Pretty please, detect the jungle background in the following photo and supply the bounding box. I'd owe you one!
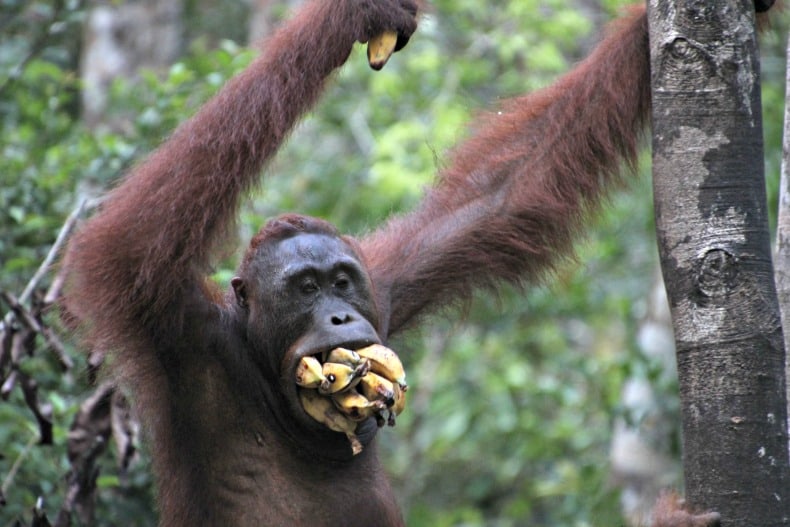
[1,1,788,526]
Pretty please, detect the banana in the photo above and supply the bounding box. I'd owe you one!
[355,344,407,391]
[332,390,387,421]
[323,347,366,369]
[359,372,396,407]
[391,382,407,416]
[367,30,398,71]
[299,388,363,455]
[319,360,369,395]
[385,382,407,427]
[294,344,408,439]
[294,355,327,388]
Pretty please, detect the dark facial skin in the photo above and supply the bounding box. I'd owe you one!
[231,232,382,456]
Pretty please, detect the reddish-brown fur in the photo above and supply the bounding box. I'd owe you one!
[61,1,729,526]
[650,492,721,527]
[362,7,650,335]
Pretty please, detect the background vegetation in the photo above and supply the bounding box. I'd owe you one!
[1,1,787,525]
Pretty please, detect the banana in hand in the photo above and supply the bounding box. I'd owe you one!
[367,30,398,71]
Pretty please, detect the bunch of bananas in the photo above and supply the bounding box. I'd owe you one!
[296,344,408,455]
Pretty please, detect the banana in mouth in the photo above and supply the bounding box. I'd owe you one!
[296,344,408,455]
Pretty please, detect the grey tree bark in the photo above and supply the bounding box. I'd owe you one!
[80,0,183,130]
[648,1,790,525]
[775,34,790,437]
[248,0,303,44]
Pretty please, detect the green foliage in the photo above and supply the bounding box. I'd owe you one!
[1,59,79,291]
[1,11,253,523]
[375,176,658,526]
[2,1,787,526]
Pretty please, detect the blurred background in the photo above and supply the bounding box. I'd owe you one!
[1,1,788,525]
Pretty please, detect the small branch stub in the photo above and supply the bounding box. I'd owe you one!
[693,248,738,304]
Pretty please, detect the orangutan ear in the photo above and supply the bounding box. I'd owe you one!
[231,277,247,308]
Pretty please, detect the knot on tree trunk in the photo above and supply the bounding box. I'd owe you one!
[693,248,738,304]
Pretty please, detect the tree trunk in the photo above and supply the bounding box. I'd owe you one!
[248,0,303,44]
[648,1,790,525]
[775,33,790,432]
[80,0,183,130]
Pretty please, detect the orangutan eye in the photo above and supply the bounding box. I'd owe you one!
[334,275,351,291]
[300,278,319,295]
